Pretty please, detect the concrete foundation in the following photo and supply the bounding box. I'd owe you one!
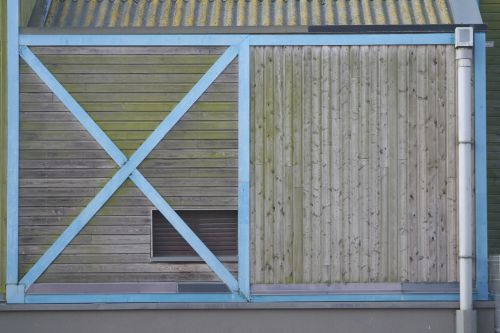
[0,302,494,333]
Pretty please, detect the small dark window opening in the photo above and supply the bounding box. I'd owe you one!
[151,210,237,262]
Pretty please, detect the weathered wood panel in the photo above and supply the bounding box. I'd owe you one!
[19,44,461,285]
[251,45,459,283]
[19,47,237,283]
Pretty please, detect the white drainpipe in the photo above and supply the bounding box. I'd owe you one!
[455,27,477,333]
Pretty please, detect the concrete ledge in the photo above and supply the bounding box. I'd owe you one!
[0,300,494,311]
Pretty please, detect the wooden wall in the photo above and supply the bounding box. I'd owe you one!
[251,45,460,284]
[480,0,500,254]
[18,44,461,285]
[19,46,238,283]
[0,0,38,296]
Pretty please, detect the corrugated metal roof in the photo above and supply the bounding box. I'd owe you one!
[39,0,453,28]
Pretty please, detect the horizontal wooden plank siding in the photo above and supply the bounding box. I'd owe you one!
[19,46,237,283]
[251,45,459,283]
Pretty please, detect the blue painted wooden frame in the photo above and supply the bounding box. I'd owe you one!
[251,294,461,302]
[19,34,246,46]
[5,0,22,304]
[7,18,490,304]
[24,293,459,304]
[238,38,251,299]
[18,45,240,294]
[249,33,455,46]
[19,33,455,47]
[474,32,489,301]
[24,293,247,304]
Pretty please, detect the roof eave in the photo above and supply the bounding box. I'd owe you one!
[20,24,488,36]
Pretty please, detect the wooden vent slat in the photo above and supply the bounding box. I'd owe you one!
[152,210,237,261]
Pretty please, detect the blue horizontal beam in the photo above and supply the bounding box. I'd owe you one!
[251,294,461,302]
[25,293,246,304]
[249,33,455,46]
[25,291,489,304]
[25,292,465,304]
[19,34,246,46]
[19,33,455,47]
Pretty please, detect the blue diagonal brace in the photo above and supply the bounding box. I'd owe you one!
[129,172,238,291]
[19,45,240,291]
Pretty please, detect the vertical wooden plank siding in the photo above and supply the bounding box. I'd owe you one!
[319,46,331,283]
[291,46,303,282]
[251,45,459,283]
[387,46,398,280]
[252,47,265,283]
[359,45,370,282]
[445,45,458,281]
[18,47,237,283]
[368,47,380,281]
[397,45,409,281]
[283,47,294,283]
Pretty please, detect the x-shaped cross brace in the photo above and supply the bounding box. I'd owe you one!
[18,45,241,293]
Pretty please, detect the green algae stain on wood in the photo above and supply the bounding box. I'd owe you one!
[28,47,237,156]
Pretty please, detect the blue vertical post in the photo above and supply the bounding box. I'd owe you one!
[474,32,488,300]
[6,0,23,303]
[238,38,250,299]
